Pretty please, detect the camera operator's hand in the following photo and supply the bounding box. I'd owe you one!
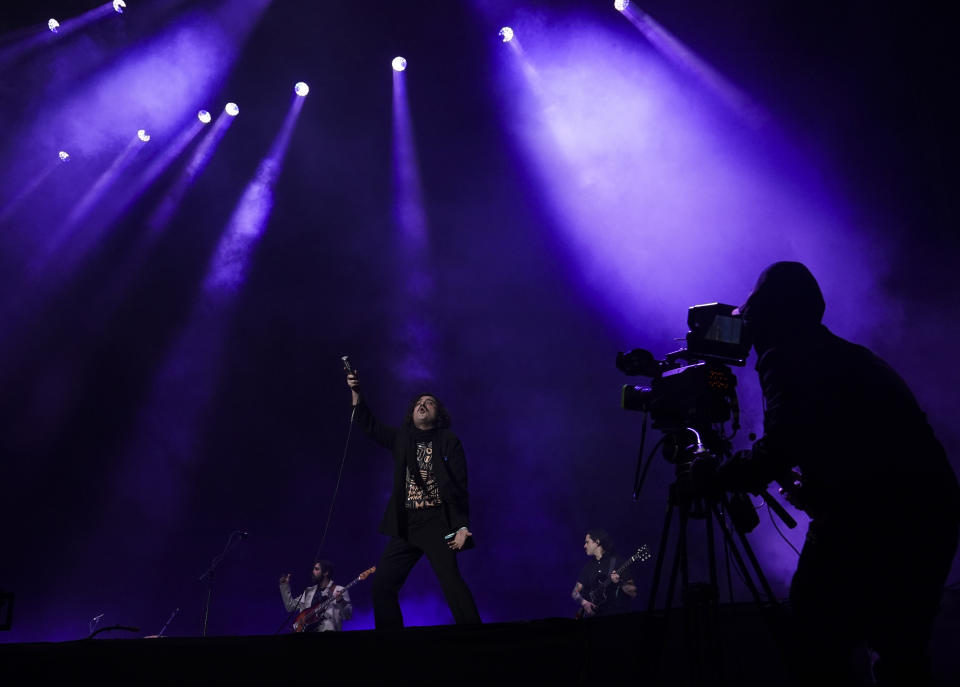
[777,469,817,515]
[716,447,770,495]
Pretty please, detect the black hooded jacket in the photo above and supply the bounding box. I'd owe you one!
[728,262,960,524]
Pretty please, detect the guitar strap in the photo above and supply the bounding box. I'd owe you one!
[606,555,619,600]
[304,584,320,610]
[315,583,334,611]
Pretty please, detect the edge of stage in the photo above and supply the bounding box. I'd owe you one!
[3,597,959,685]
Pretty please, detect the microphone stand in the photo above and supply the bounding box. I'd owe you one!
[158,607,180,637]
[198,530,247,637]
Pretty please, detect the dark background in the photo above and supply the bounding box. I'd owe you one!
[1,0,957,640]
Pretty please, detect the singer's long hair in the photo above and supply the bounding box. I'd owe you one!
[403,393,452,430]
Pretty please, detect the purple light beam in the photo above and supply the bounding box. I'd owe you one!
[79,111,237,340]
[147,110,235,237]
[618,5,765,127]
[0,2,117,69]
[205,94,305,295]
[0,156,65,224]
[392,66,436,387]
[108,92,306,535]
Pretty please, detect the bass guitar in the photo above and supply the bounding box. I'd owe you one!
[576,545,651,618]
[292,566,375,632]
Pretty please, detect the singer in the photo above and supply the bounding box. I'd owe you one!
[717,262,960,685]
[346,369,481,629]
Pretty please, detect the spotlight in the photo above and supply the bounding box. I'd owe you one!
[137,129,151,142]
[113,0,126,13]
[58,151,70,162]
[614,0,630,10]
[392,56,407,72]
[48,18,60,33]
[294,81,309,97]
[225,102,239,116]
[198,109,212,124]
[499,27,514,43]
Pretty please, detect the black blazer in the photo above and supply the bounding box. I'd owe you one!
[353,399,475,550]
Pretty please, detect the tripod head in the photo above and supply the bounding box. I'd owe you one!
[660,425,797,534]
[660,425,732,520]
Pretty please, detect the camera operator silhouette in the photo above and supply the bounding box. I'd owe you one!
[718,261,960,686]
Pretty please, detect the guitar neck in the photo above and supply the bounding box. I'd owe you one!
[340,578,362,592]
[602,547,649,587]
[306,572,370,619]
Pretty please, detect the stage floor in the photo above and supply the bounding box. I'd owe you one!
[3,599,959,685]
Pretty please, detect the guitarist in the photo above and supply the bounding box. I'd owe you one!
[279,560,352,632]
[572,530,637,617]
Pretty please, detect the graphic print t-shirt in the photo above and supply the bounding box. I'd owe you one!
[405,439,442,509]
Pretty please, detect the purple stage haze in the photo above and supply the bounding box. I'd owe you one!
[113,92,305,526]
[0,0,957,648]
[486,8,905,585]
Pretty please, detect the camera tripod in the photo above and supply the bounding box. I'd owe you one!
[643,432,783,687]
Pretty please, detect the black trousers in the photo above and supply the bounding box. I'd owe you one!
[372,507,481,629]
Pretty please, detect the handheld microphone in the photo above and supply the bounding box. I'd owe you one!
[342,355,353,375]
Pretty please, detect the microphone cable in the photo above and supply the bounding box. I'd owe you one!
[313,404,357,564]
[276,364,358,636]
[273,404,354,635]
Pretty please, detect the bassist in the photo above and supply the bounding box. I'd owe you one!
[279,560,352,632]
[572,530,637,617]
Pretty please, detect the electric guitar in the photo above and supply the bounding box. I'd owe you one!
[292,566,375,632]
[576,545,652,618]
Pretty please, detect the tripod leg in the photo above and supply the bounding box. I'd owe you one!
[719,494,778,603]
[684,500,722,686]
[732,526,778,604]
[710,499,777,605]
[664,497,689,615]
[646,493,676,612]
[705,499,719,593]
[723,526,735,603]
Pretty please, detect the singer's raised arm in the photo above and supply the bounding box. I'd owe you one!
[348,375,397,450]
